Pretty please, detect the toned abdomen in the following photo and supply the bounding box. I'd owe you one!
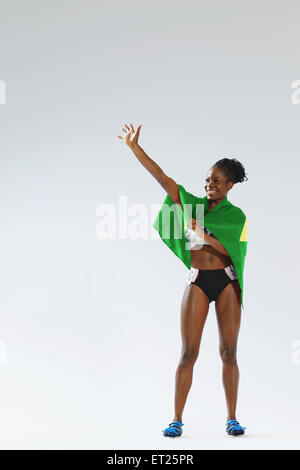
[191,245,232,270]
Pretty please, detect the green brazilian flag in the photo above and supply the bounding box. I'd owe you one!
[152,184,248,309]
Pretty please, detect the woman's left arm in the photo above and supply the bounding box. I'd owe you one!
[189,218,230,257]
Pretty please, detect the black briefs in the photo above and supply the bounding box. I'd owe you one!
[186,264,238,303]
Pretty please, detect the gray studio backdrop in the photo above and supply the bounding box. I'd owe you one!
[0,0,299,450]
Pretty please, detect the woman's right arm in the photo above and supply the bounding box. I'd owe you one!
[117,123,181,205]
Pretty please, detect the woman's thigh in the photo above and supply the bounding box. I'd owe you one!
[179,284,210,358]
[215,280,241,350]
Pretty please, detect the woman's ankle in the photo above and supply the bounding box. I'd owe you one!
[172,417,183,424]
[227,416,237,422]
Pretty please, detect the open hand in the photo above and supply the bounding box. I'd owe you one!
[117,123,142,148]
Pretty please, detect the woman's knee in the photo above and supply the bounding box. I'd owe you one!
[179,347,199,365]
[220,345,237,364]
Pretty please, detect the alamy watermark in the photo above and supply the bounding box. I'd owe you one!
[0,80,6,104]
[96,196,206,249]
[291,80,300,104]
[0,340,7,364]
[291,340,300,365]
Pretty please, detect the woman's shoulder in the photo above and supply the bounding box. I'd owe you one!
[227,200,246,219]
[178,184,205,204]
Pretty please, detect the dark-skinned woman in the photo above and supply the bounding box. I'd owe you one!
[117,123,248,437]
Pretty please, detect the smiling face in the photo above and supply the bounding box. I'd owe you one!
[204,167,234,200]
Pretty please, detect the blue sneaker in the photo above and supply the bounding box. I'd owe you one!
[226,419,246,436]
[162,420,184,437]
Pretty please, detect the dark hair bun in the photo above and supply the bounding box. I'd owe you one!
[214,158,248,184]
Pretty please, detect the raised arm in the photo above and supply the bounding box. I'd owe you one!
[117,123,181,205]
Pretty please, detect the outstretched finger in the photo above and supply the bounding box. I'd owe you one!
[130,123,135,133]
[133,124,142,139]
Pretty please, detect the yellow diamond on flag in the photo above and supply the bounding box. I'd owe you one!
[240,218,247,242]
